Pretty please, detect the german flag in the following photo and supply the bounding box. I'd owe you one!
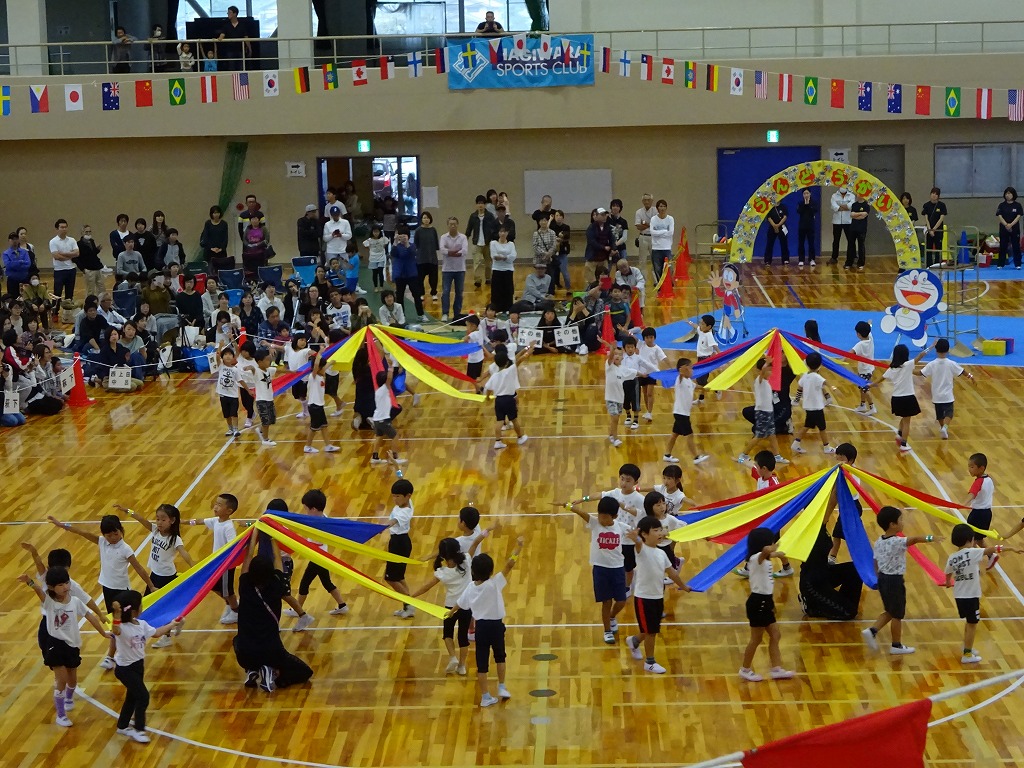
[294,66,310,94]
[706,64,719,92]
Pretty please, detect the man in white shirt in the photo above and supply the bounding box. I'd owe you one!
[439,216,469,321]
[830,187,855,265]
[323,207,352,260]
[323,187,348,220]
[97,292,128,329]
[634,193,656,265]
[613,259,646,308]
[49,218,80,302]
[257,283,285,316]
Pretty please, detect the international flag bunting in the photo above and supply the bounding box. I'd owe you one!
[601,47,612,74]
[136,80,153,107]
[30,85,48,113]
[887,83,902,113]
[102,82,120,111]
[778,73,793,102]
[64,83,83,112]
[976,87,992,119]
[294,66,310,94]
[661,58,675,85]
[539,34,551,56]
[232,72,250,100]
[830,78,844,108]
[684,61,697,89]
[915,85,931,115]
[706,64,719,91]
[487,39,503,66]
[944,86,961,117]
[618,50,631,77]
[406,51,422,78]
[804,76,818,105]
[353,60,368,86]
[263,71,279,97]
[434,47,447,74]
[561,38,574,66]
[857,81,873,111]
[1009,89,1024,122]
[380,56,395,80]
[754,70,768,99]
[640,54,654,82]
[0,85,10,117]
[200,74,218,103]
[730,68,743,95]
[169,77,186,106]
[322,62,337,90]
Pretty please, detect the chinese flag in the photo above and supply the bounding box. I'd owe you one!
[742,699,931,768]
[135,79,153,108]
[915,84,931,115]
[830,78,845,108]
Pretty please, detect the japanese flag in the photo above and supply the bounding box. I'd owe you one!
[540,34,551,55]
[64,84,83,111]
[513,33,527,53]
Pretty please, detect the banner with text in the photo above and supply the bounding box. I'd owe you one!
[447,34,595,91]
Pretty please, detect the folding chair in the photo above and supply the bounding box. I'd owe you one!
[291,256,318,287]
[258,264,283,289]
[193,273,208,295]
[112,289,137,318]
[185,260,209,277]
[219,268,245,289]
[222,288,244,308]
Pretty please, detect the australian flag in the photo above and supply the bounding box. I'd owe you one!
[102,82,120,111]
[857,81,872,111]
[886,83,902,114]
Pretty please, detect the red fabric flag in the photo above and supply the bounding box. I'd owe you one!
[830,78,845,108]
[365,328,398,407]
[743,699,931,768]
[915,85,931,115]
[766,331,783,390]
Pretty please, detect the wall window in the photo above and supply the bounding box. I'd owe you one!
[935,142,1022,197]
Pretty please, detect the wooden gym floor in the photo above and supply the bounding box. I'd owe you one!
[2,256,1024,768]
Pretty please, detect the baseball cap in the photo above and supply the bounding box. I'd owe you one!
[329,205,341,215]
[305,204,317,212]
[595,207,608,214]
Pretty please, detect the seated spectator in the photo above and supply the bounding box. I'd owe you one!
[535,308,563,354]
[19,315,47,351]
[201,276,221,324]
[97,326,143,391]
[115,236,145,281]
[119,320,149,382]
[237,291,264,338]
[212,292,242,331]
[282,279,302,330]
[241,214,270,280]
[325,288,351,334]
[98,292,128,330]
[378,289,406,329]
[141,271,174,315]
[9,299,25,335]
[613,258,647,308]
[350,299,377,333]
[115,271,142,292]
[567,294,601,354]
[510,261,555,314]
[257,283,284,317]
[257,306,290,363]
[0,361,26,428]
[76,301,109,369]
[175,274,206,328]
[27,344,66,414]
[2,327,34,384]
[158,228,187,268]
[299,285,326,326]
[305,308,330,351]
[166,262,184,293]
[21,270,52,329]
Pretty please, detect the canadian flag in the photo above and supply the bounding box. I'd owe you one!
[639,54,654,82]
[353,60,368,86]
[380,56,395,80]
[661,58,675,85]
[64,83,83,111]
[977,87,993,120]
[200,75,218,103]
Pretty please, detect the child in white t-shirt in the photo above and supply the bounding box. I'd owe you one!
[663,357,709,464]
[237,340,259,428]
[110,591,182,743]
[791,352,835,455]
[685,314,719,403]
[253,349,277,446]
[643,490,686,576]
[187,494,240,623]
[409,538,473,675]
[852,320,877,415]
[654,464,696,515]
[638,327,669,420]
[385,478,416,617]
[944,523,1020,664]
[216,347,243,437]
[621,336,643,428]
[464,315,487,381]
[285,335,315,420]
[917,338,974,439]
[738,527,794,682]
[604,345,638,447]
[737,357,790,465]
[304,350,340,454]
[568,496,629,645]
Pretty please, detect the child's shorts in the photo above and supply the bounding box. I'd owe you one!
[966,508,992,535]
[638,375,655,387]
[102,586,122,613]
[467,361,483,380]
[346,277,358,293]
[891,395,921,418]
[877,573,906,620]
[672,414,693,436]
[374,418,397,439]
[220,394,239,419]
[308,404,327,431]
[592,564,627,603]
[42,636,82,670]
[257,400,276,426]
[494,394,518,422]
[956,597,981,624]
[696,355,711,387]
[634,596,664,634]
[934,401,954,422]
[384,533,412,582]
[212,567,236,598]
[858,372,872,392]
[621,543,636,573]
[803,409,826,431]
[606,400,623,416]
[292,380,308,401]
[276,557,295,596]
[745,593,776,627]
[753,409,775,438]
[325,373,340,398]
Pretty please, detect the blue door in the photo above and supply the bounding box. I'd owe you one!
[717,146,822,260]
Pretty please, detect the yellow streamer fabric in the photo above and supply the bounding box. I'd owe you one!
[844,465,1001,539]
[705,333,774,391]
[139,527,251,612]
[775,473,838,562]
[779,336,809,376]
[324,327,368,368]
[255,520,448,618]
[263,514,425,564]
[669,468,832,543]
[375,330,486,402]
[382,325,464,344]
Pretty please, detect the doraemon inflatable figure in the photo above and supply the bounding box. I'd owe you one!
[879,269,946,347]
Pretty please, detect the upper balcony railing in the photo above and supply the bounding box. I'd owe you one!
[8,21,1024,77]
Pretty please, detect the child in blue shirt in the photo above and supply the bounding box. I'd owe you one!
[342,241,361,294]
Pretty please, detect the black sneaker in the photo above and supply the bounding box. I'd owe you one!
[244,670,259,688]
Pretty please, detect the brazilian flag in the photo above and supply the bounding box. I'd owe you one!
[804,76,818,105]
[169,78,186,106]
[945,86,961,117]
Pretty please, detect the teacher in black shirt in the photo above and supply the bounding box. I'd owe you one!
[921,187,947,266]
[996,186,1023,270]
[216,6,252,71]
[763,202,789,266]
[847,195,870,271]
[796,189,818,267]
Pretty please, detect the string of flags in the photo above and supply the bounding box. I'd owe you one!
[4,48,1022,121]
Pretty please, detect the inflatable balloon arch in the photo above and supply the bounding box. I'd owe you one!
[728,161,922,270]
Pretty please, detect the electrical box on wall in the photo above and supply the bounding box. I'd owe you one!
[286,161,306,178]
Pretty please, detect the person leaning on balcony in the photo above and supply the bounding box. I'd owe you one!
[111,26,135,74]
[476,12,505,37]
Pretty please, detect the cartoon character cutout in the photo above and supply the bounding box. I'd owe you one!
[708,263,743,343]
[879,269,946,347]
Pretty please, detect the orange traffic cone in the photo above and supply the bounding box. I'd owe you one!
[657,261,675,299]
[597,304,615,354]
[68,353,96,408]
[629,293,644,328]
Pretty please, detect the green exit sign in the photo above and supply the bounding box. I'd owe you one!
[766,130,780,143]
[357,139,372,153]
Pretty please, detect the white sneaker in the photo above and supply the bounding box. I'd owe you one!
[642,412,653,422]
[890,644,916,655]
[860,626,876,651]
[331,409,344,417]
[823,445,836,454]
[294,613,316,632]
[791,440,806,454]
[324,445,340,453]
[244,418,253,428]
[493,440,506,450]
[577,344,589,355]
[398,607,415,619]
[854,404,868,413]
[609,437,622,447]
[516,434,529,445]
[126,728,151,743]
[693,454,710,464]
[329,604,350,615]
[501,422,511,431]
[644,661,667,674]
[624,416,633,426]
[798,261,804,268]
[445,657,460,674]
[961,651,983,664]
[603,630,616,644]
[866,405,877,415]
[441,314,449,322]
[352,415,363,429]
[355,286,368,295]
[627,635,643,660]
[295,411,306,419]
[57,716,73,727]
[774,566,794,577]
[663,454,679,463]
[770,667,795,680]
[810,259,816,267]
[283,608,300,618]
[940,425,948,440]
[220,609,238,625]
[101,266,114,274]
[899,444,914,453]
[457,665,467,675]
[497,684,512,699]
[304,446,319,454]
[99,656,116,670]
[739,667,763,682]
[413,394,421,406]
[774,454,790,465]
[629,421,639,431]
[370,455,387,465]
[480,693,499,707]
[420,314,429,323]
[152,634,172,648]
[225,429,234,436]
[261,440,277,447]
[609,618,618,632]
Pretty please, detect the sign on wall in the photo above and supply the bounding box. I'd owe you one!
[447,34,595,91]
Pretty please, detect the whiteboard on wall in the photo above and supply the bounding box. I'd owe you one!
[523,169,613,215]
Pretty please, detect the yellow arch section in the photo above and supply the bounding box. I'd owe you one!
[728,161,921,269]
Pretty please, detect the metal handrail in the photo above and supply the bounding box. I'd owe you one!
[10,20,1024,76]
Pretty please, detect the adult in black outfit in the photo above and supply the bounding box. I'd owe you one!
[763,202,789,266]
[233,533,313,692]
[796,189,818,267]
[350,344,376,430]
[797,524,863,620]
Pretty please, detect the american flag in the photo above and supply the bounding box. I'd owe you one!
[754,70,767,99]
[232,72,250,101]
[1010,89,1024,122]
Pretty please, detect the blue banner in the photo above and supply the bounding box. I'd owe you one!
[447,34,595,90]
